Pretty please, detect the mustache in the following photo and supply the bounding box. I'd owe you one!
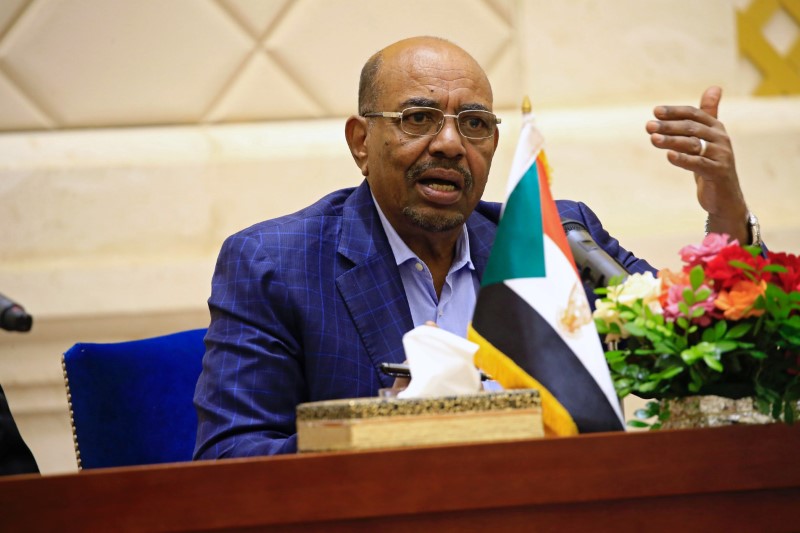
[406,161,473,190]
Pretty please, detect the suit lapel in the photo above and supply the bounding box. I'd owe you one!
[466,202,499,284]
[336,182,412,388]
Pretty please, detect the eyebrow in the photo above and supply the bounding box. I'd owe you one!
[398,97,491,113]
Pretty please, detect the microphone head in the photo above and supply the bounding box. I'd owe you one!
[561,218,628,288]
[1,305,33,332]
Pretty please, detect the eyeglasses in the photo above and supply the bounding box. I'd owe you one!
[362,106,501,140]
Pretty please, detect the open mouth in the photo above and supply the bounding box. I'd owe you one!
[419,178,460,192]
[416,176,464,206]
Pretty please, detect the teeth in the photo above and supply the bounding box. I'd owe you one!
[427,182,456,192]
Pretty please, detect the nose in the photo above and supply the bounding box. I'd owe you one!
[427,115,466,159]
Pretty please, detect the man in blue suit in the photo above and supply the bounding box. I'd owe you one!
[194,36,756,459]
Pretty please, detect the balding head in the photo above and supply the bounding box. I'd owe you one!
[358,37,492,116]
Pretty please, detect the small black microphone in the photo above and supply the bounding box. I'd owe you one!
[0,293,33,332]
[562,219,629,288]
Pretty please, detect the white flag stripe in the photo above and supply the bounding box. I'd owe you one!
[502,114,544,212]
[504,236,624,423]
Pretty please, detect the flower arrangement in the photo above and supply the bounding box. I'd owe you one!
[593,234,800,428]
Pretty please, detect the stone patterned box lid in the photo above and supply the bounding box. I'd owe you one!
[296,389,541,421]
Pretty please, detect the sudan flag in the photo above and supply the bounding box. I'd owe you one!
[468,108,624,436]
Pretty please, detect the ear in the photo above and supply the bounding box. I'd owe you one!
[492,126,500,154]
[345,115,369,176]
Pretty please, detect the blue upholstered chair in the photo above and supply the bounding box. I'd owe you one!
[62,328,206,469]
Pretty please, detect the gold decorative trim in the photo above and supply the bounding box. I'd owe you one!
[61,354,82,470]
[296,389,540,421]
[738,0,800,95]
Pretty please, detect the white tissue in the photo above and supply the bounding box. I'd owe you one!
[397,325,482,398]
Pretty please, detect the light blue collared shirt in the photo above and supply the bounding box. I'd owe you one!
[372,196,480,337]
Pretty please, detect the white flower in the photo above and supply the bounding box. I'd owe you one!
[608,272,663,313]
[593,272,663,340]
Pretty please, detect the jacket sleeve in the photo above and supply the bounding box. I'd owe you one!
[193,230,304,459]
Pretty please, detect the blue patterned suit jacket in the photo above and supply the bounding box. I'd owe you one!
[193,180,655,459]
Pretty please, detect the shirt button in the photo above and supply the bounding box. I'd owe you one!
[415,262,423,271]
[438,310,443,317]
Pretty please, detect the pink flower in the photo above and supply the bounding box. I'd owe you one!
[662,281,717,326]
[679,233,733,270]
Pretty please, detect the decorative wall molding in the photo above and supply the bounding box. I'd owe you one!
[738,0,800,95]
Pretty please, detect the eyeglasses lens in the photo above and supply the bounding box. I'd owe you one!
[400,107,495,139]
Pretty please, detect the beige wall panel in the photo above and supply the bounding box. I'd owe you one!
[218,0,292,38]
[0,0,28,34]
[205,51,324,122]
[0,0,254,127]
[518,0,744,107]
[0,134,215,261]
[0,74,51,130]
[264,0,514,115]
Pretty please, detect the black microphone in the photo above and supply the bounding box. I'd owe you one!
[0,293,32,332]
[562,219,629,288]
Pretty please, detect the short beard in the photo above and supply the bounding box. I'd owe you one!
[402,207,465,232]
[402,161,473,232]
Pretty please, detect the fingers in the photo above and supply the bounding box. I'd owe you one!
[665,148,719,172]
[392,375,410,389]
[651,104,717,127]
[699,86,721,119]
[646,86,729,163]
[648,129,712,158]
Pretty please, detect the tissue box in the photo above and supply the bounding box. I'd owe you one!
[296,389,542,453]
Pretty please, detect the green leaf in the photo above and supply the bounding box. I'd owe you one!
[681,347,703,365]
[683,287,696,306]
[690,265,705,291]
[729,260,755,272]
[724,323,752,339]
[625,323,647,337]
[636,381,659,393]
[784,400,795,424]
[605,351,627,364]
[627,420,649,428]
[714,340,738,353]
[703,353,724,372]
[701,327,716,343]
[652,366,684,380]
[763,264,788,274]
[695,288,711,301]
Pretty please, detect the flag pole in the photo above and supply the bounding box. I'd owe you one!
[521,95,531,114]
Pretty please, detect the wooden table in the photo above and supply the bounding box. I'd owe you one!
[1,423,798,532]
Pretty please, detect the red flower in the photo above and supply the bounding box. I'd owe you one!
[768,252,800,294]
[704,244,770,291]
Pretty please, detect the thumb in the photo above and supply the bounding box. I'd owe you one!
[700,86,722,119]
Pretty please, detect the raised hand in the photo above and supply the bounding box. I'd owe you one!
[646,86,749,244]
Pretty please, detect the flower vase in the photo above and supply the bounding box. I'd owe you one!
[659,395,773,429]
